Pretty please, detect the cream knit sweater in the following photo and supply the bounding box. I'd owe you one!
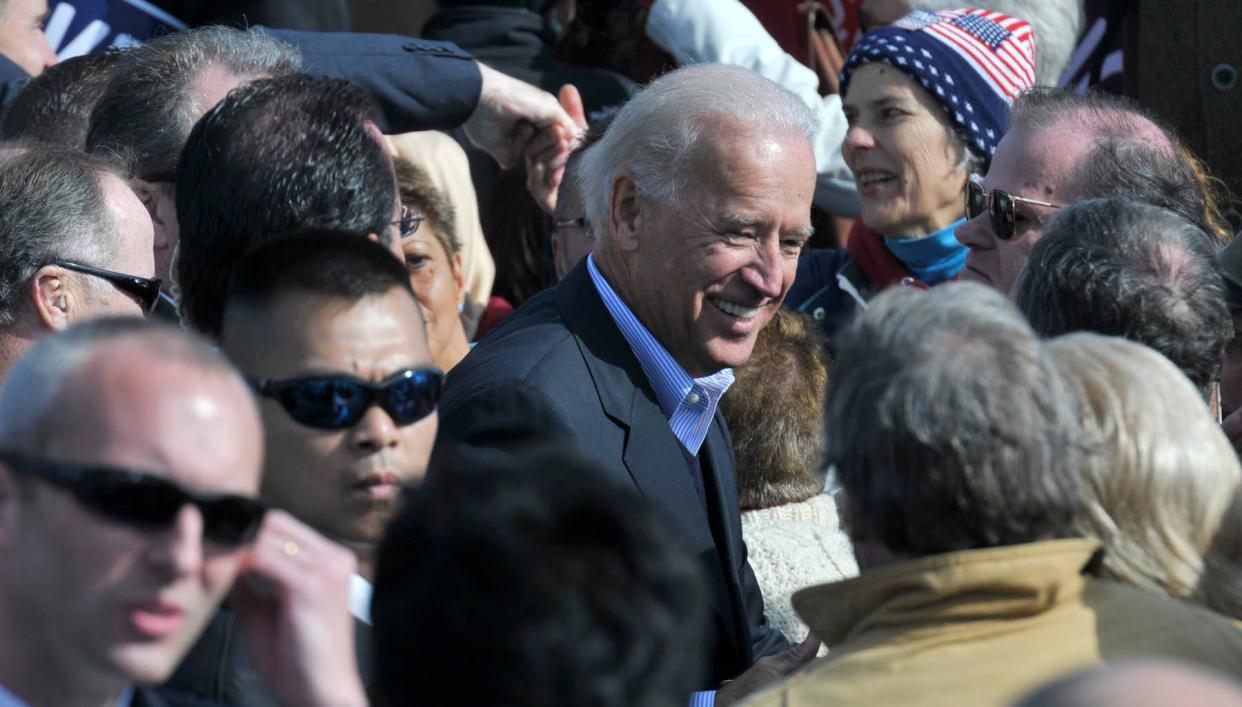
[741,493,858,649]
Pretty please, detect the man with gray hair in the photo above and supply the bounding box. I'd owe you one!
[955,89,1207,296]
[439,63,819,704]
[741,282,1242,707]
[85,24,582,306]
[0,318,368,707]
[0,144,159,381]
[1014,197,1232,401]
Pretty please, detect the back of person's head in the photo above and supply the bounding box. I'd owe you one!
[720,310,829,510]
[86,26,300,180]
[1015,198,1230,393]
[0,145,124,330]
[576,63,816,244]
[1045,333,1241,600]
[826,281,1083,557]
[903,0,1083,85]
[1016,660,1242,707]
[222,229,414,331]
[176,74,395,337]
[371,447,710,707]
[1,51,124,149]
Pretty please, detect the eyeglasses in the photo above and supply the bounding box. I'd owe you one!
[0,448,267,547]
[53,260,163,315]
[394,204,425,238]
[554,217,586,232]
[965,181,1063,241]
[249,367,444,430]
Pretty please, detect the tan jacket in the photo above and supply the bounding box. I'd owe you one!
[742,539,1242,707]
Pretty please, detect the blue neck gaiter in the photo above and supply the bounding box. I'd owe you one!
[883,218,968,285]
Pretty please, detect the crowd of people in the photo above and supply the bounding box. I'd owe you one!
[0,0,1241,706]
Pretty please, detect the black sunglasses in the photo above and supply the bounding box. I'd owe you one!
[965,181,1063,241]
[53,260,163,315]
[0,448,266,547]
[394,204,425,238]
[250,367,444,430]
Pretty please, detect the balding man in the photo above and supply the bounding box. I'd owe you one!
[439,63,820,703]
[0,319,366,707]
[956,89,1210,295]
[0,145,158,380]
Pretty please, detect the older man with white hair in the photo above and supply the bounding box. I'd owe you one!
[439,63,819,705]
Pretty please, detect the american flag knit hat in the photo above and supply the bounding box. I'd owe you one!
[840,8,1037,172]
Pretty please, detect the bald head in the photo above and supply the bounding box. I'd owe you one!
[1017,661,1242,707]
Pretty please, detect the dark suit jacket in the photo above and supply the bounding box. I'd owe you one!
[438,260,789,689]
[0,30,482,134]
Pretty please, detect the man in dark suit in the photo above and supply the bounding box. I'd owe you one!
[439,62,820,705]
[0,319,364,707]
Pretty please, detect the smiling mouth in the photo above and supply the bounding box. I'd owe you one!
[708,297,761,319]
[855,171,897,188]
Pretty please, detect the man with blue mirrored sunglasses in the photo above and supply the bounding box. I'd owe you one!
[177,230,438,702]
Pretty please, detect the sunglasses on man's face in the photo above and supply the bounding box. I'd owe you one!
[53,260,163,315]
[0,448,266,547]
[964,181,1063,241]
[250,367,444,431]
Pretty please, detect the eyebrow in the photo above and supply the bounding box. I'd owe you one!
[843,95,907,112]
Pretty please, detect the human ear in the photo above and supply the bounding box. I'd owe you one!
[609,174,642,252]
[30,265,73,332]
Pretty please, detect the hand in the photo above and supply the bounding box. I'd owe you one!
[525,84,588,213]
[230,510,368,707]
[715,634,821,706]
[463,63,579,170]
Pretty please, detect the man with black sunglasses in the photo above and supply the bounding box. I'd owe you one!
[0,144,161,382]
[163,230,438,703]
[0,319,370,707]
[956,89,1192,296]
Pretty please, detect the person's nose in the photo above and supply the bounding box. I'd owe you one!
[843,124,876,155]
[955,212,995,250]
[147,504,205,579]
[740,237,786,301]
[348,403,402,454]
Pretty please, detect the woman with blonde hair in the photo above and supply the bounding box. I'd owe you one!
[1046,332,1241,601]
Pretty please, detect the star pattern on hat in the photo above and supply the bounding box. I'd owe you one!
[950,14,1011,50]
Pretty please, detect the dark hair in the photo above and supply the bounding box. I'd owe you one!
[826,282,1085,556]
[85,26,300,180]
[393,156,460,255]
[1,51,124,149]
[720,311,829,510]
[0,145,125,328]
[481,167,555,306]
[1015,198,1230,392]
[371,447,710,707]
[175,74,395,337]
[223,229,414,324]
